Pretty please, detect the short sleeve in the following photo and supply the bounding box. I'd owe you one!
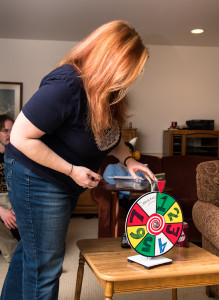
[22,81,79,134]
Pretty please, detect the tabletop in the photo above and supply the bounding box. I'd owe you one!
[77,238,219,283]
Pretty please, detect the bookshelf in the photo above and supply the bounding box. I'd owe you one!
[163,130,219,157]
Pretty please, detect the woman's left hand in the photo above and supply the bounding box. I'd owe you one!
[126,158,157,184]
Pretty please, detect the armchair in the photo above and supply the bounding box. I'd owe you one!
[192,160,219,298]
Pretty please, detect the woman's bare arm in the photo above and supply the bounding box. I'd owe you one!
[10,112,101,188]
[110,139,157,183]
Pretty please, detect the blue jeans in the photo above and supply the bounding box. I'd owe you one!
[1,157,78,300]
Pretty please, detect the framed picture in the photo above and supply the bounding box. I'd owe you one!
[0,81,23,119]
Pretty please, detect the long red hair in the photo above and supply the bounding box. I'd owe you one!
[58,20,149,136]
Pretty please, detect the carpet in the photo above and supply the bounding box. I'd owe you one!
[0,216,214,299]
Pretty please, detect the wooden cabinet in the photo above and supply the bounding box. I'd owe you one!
[121,128,137,142]
[163,130,219,157]
[72,189,98,215]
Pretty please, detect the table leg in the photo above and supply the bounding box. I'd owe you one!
[104,281,114,300]
[74,252,85,300]
[172,288,177,300]
[112,192,119,238]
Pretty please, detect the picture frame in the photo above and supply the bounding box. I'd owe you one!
[0,81,23,119]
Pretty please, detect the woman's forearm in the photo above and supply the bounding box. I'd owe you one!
[110,139,156,183]
[10,112,72,176]
[11,137,72,176]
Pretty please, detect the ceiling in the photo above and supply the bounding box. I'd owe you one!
[1,0,219,47]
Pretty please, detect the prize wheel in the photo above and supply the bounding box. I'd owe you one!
[125,192,183,257]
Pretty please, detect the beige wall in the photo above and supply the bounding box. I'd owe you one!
[1,39,219,155]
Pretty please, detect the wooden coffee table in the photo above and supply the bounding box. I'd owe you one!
[74,238,219,300]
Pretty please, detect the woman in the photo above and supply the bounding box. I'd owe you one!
[1,20,156,300]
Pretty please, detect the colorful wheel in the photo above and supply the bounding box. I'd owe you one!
[125,192,183,257]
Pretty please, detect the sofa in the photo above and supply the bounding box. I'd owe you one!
[192,160,219,298]
[91,154,218,244]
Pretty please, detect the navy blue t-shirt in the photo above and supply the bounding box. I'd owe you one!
[6,64,121,196]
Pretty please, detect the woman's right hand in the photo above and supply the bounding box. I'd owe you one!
[69,165,102,189]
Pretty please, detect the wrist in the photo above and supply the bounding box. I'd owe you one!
[123,156,132,167]
[67,164,73,176]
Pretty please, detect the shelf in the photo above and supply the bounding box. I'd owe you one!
[163,130,219,157]
[121,128,137,143]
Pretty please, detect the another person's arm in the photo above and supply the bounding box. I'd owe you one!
[109,139,156,183]
[10,112,101,188]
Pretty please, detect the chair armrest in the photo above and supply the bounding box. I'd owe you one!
[196,160,219,206]
[193,200,219,249]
